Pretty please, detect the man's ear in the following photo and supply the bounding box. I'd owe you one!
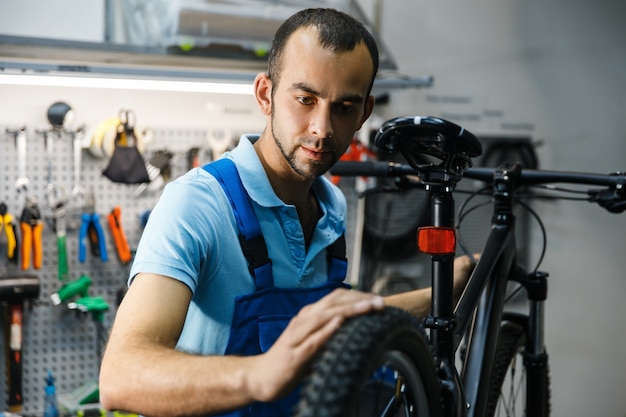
[254,73,272,116]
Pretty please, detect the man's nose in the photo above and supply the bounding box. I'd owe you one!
[309,106,334,139]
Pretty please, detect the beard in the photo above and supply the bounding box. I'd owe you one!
[270,114,338,180]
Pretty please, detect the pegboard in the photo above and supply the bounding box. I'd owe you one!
[0,124,221,414]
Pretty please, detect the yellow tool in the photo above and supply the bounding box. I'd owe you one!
[0,203,18,264]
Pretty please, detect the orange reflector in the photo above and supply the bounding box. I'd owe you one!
[417,226,456,255]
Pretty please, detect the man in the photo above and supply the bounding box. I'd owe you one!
[99,8,473,416]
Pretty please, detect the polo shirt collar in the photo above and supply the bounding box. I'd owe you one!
[227,135,344,230]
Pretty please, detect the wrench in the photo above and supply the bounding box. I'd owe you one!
[64,128,88,231]
[38,129,67,210]
[72,128,88,202]
[11,128,29,194]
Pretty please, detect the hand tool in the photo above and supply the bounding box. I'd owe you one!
[50,275,92,305]
[67,295,110,371]
[0,202,19,265]
[78,191,108,263]
[41,128,68,209]
[40,128,70,281]
[20,197,44,270]
[52,201,69,281]
[11,127,30,195]
[44,369,60,417]
[0,274,40,412]
[68,131,87,229]
[8,127,45,270]
[106,206,131,264]
[134,149,173,196]
[67,296,109,321]
[7,303,23,410]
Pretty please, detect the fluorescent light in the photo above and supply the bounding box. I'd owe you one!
[0,73,254,94]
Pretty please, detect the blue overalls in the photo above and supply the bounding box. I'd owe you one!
[203,159,350,417]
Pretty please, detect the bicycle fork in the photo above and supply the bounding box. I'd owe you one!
[514,267,550,417]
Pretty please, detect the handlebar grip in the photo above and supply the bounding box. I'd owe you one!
[330,161,417,177]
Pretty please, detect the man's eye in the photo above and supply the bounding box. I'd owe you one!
[336,103,356,113]
[297,96,314,105]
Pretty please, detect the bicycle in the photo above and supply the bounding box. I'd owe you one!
[293,116,626,417]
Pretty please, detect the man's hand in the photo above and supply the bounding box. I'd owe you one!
[453,254,479,302]
[245,288,384,402]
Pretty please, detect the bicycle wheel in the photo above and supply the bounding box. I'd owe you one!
[294,307,441,417]
[486,320,551,417]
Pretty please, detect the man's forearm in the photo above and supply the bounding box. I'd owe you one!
[384,288,432,319]
[99,343,257,417]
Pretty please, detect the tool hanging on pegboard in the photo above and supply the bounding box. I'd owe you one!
[135,149,174,196]
[1,117,212,413]
[0,203,19,266]
[102,110,150,184]
[78,190,108,264]
[5,127,45,271]
[37,103,75,282]
[1,274,41,412]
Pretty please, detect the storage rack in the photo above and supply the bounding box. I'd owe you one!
[0,125,209,414]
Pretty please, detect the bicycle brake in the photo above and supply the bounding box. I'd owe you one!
[589,171,626,213]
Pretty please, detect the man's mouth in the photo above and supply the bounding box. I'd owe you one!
[301,146,330,161]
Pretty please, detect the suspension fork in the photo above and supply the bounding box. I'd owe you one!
[511,267,550,417]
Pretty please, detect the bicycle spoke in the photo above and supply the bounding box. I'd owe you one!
[496,353,528,417]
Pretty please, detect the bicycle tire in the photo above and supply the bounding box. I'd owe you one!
[486,320,551,417]
[294,307,441,417]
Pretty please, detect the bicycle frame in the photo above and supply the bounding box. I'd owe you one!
[421,164,551,417]
[328,114,624,417]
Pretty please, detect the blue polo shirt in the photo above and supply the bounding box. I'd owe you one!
[129,135,347,355]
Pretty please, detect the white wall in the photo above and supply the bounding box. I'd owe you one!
[376,1,626,416]
[0,0,105,42]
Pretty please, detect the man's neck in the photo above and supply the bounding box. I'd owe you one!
[253,134,314,208]
[253,136,320,247]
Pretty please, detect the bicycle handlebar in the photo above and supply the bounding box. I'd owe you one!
[330,161,418,177]
[330,161,626,213]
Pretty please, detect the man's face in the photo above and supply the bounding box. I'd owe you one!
[268,27,374,180]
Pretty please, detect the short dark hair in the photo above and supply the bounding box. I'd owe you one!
[268,8,379,95]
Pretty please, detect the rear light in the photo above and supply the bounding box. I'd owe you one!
[417,226,456,255]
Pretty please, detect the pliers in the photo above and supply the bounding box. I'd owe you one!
[20,197,44,270]
[0,202,19,264]
[107,206,132,264]
[78,191,108,263]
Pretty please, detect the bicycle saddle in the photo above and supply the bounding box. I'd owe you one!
[375,116,483,185]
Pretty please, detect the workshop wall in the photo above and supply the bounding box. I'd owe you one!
[1,0,625,415]
[0,85,266,413]
[374,1,626,416]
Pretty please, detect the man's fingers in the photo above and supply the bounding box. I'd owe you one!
[295,315,343,358]
[351,294,385,314]
[277,289,384,350]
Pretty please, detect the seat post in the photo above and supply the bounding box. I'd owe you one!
[427,185,457,362]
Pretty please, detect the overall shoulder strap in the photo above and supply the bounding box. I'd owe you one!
[327,233,348,283]
[203,159,348,286]
[203,159,273,290]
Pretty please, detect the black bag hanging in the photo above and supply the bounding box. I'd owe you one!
[102,110,150,184]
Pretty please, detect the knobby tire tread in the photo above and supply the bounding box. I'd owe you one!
[294,306,441,417]
[485,321,551,417]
